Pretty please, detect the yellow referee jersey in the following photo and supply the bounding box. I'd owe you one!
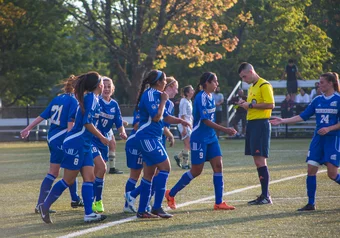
[247,78,274,120]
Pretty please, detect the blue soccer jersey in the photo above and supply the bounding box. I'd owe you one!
[40,93,78,143]
[191,90,217,143]
[92,97,123,144]
[135,88,169,139]
[64,92,100,153]
[300,93,340,136]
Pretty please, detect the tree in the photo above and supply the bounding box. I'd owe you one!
[0,0,100,107]
[61,0,244,104]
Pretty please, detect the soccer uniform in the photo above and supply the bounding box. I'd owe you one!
[91,97,123,162]
[301,94,340,167]
[135,88,169,166]
[125,110,143,170]
[245,77,274,158]
[62,92,100,170]
[40,93,78,164]
[190,90,221,165]
[177,97,193,140]
[162,99,174,148]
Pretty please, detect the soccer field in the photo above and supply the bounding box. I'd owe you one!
[1,139,340,238]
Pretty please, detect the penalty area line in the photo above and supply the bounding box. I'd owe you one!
[58,170,326,238]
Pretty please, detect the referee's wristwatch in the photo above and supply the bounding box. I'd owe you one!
[248,103,253,108]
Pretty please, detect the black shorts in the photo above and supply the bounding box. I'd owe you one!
[215,111,222,124]
[245,119,271,157]
[287,80,298,94]
[231,112,247,128]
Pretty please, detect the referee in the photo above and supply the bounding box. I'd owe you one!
[237,62,275,205]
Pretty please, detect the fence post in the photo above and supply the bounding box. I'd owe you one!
[26,104,30,142]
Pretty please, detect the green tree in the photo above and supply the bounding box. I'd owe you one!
[61,0,242,104]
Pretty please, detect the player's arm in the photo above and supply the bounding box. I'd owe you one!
[164,115,191,128]
[280,70,286,81]
[317,122,340,136]
[202,119,236,136]
[84,123,109,146]
[163,127,174,147]
[117,125,127,140]
[20,116,45,139]
[152,93,168,122]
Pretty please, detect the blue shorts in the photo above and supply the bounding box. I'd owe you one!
[61,139,94,170]
[190,138,222,165]
[307,134,340,167]
[48,139,64,164]
[91,143,109,162]
[137,138,168,166]
[245,119,271,158]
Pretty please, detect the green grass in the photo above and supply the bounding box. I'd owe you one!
[1,139,340,238]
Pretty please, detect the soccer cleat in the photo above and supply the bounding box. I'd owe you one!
[297,204,316,211]
[214,201,236,210]
[123,205,136,213]
[248,195,273,205]
[173,155,182,168]
[125,192,137,213]
[71,199,84,208]
[181,164,191,170]
[35,206,56,214]
[165,190,177,210]
[109,168,123,174]
[38,203,52,224]
[84,213,107,223]
[151,207,173,219]
[136,211,159,219]
[94,200,104,213]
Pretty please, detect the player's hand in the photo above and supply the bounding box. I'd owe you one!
[180,120,192,129]
[100,137,110,146]
[119,132,128,140]
[269,117,283,126]
[123,121,129,127]
[161,92,169,101]
[223,127,237,136]
[317,127,330,136]
[20,129,30,139]
[167,136,175,147]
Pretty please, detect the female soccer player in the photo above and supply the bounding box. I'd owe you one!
[91,77,127,213]
[20,75,84,214]
[165,72,237,211]
[174,85,194,169]
[37,71,109,224]
[270,72,340,211]
[127,70,190,219]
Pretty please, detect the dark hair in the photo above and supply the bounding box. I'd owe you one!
[75,71,101,113]
[135,70,166,110]
[238,62,253,74]
[288,59,294,63]
[193,72,216,100]
[62,75,77,94]
[320,72,340,92]
[182,85,193,98]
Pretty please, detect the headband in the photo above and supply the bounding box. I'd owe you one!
[203,73,214,84]
[166,80,176,88]
[151,70,163,83]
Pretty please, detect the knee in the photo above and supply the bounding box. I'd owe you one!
[327,171,337,180]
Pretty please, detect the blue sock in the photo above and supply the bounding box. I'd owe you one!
[169,171,194,197]
[213,173,224,205]
[257,166,270,197]
[137,178,152,213]
[333,174,340,184]
[94,177,104,202]
[82,182,94,215]
[307,175,317,205]
[125,178,137,207]
[152,171,169,210]
[43,179,68,210]
[37,173,55,205]
[69,177,80,202]
[130,183,142,198]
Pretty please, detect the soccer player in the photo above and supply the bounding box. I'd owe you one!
[20,75,84,214]
[128,70,190,219]
[37,71,109,224]
[271,72,340,211]
[91,77,127,213]
[165,72,237,211]
[174,85,194,169]
[237,62,275,205]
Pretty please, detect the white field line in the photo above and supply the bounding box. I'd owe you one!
[58,169,326,238]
